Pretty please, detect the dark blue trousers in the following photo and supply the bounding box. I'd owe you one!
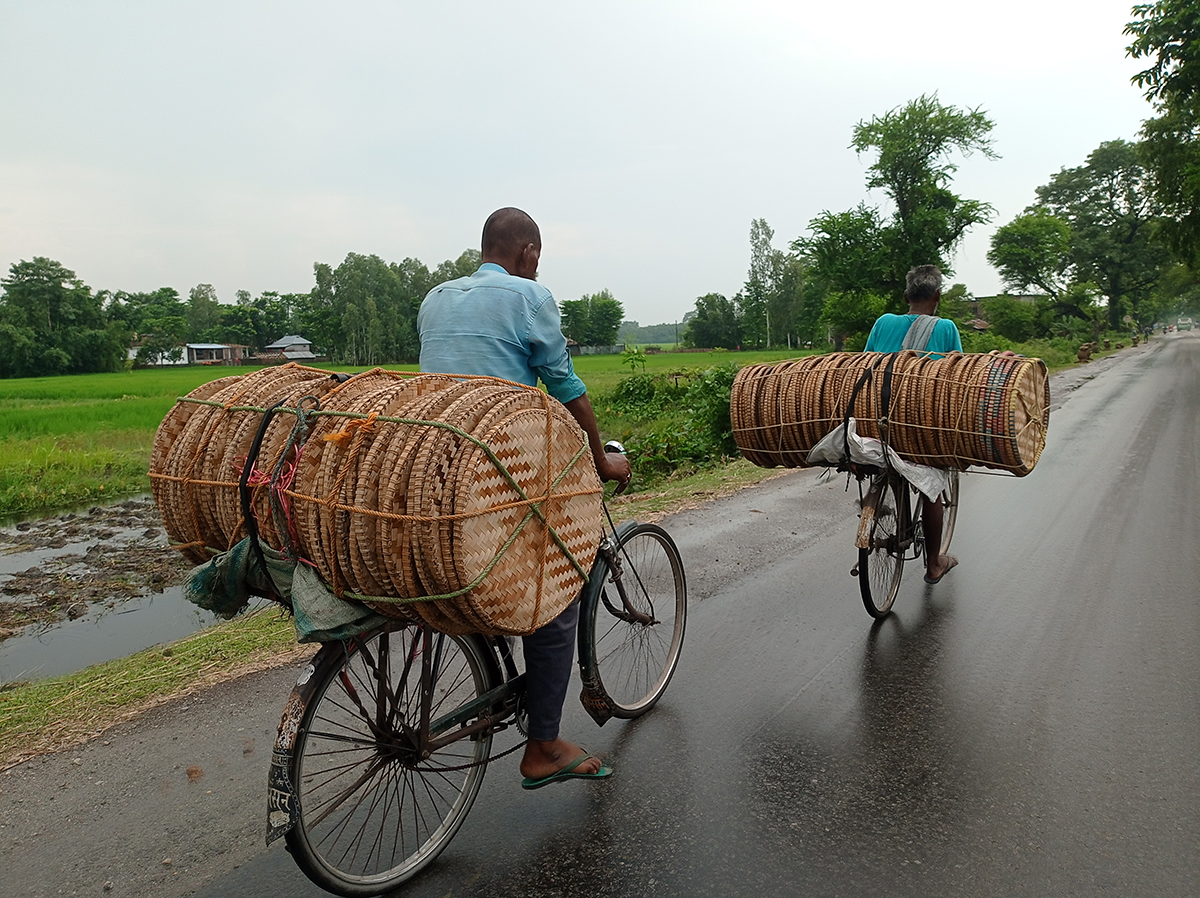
[521,598,580,741]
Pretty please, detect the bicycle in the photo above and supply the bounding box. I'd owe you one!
[850,462,959,618]
[263,463,687,896]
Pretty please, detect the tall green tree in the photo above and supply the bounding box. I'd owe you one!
[987,209,1073,298]
[0,258,126,377]
[1033,139,1171,327]
[560,298,591,345]
[1126,1,1200,259]
[187,284,222,341]
[849,93,997,293]
[562,290,624,346]
[683,293,740,349]
[305,252,443,364]
[794,95,996,346]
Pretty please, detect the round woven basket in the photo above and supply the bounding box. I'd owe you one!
[439,403,603,634]
[732,351,1050,475]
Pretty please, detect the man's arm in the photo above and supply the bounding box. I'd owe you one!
[564,394,631,490]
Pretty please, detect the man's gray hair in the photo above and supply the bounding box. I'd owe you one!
[905,265,943,302]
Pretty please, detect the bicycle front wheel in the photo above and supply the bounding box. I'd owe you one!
[285,625,498,897]
[584,523,687,718]
[859,475,906,618]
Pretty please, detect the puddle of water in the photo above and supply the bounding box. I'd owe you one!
[0,495,270,684]
[0,587,246,683]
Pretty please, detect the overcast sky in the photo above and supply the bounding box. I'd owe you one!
[0,1,1153,324]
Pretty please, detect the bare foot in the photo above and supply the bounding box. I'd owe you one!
[519,737,603,781]
[924,554,958,584]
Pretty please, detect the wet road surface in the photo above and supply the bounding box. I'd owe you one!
[4,335,1197,897]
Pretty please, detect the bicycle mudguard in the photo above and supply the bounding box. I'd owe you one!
[266,651,330,845]
[855,486,879,550]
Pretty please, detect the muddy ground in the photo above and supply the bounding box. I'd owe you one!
[0,498,191,641]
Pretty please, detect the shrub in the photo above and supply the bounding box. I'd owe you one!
[605,373,688,422]
[628,364,739,477]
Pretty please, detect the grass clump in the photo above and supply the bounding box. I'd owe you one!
[0,607,304,768]
[0,434,153,519]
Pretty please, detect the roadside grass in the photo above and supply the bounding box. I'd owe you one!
[0,606,308,769]
[0,433,153,520]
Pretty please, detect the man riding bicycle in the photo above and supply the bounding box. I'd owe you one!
[417,207,631,788]
[863,264,960,585]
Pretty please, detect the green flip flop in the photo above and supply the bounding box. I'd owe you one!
[520,753,613,790]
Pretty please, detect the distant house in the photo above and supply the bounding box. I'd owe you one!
[186,343,250,365]
[127,342,248,366]
[259,335,317,361]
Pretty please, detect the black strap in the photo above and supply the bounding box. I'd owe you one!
[239,400,284,599]
[841,354,886,465]
[878,351,901,438]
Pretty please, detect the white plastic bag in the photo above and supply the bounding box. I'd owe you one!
[806,417,951,502]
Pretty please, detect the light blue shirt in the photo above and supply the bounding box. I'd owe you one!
[865,313,962,358]
[417,262,587,404]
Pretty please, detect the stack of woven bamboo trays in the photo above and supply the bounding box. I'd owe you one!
[150,363,604,635]
[732,351,1050,475]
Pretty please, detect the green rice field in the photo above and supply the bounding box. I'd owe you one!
[0,352,802,520]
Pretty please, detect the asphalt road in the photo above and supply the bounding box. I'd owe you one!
[3,334,1197,898]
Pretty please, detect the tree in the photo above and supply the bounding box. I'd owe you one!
[793,96,997,347]
[187,284,222,341]
[561,290,624,346]
[119,287,188,365]
[0,258,126,377]
[682,293,740,349]
[987,209,1073,298]
[821,291,887,351]
[794,205,891,297]
[560,298,591,345]
[1033,139,1171,328]
[1126,1,1200,259]
[304,252,438,364]
[739,219,774,348]
[584,290,624,346]
[979,296,1040,342]
[849,93,997,291]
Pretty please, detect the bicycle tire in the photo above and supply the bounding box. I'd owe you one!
[859,474,906,618]
[285,625,499,897]
[583,522,687,718]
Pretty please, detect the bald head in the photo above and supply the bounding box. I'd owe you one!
[481,207,541,279]
[482,207,540,258]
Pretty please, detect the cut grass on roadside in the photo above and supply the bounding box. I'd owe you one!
[0,607,308,769]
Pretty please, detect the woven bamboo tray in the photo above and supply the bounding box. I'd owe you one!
[732,351,1050,475]
[151,366,604,636]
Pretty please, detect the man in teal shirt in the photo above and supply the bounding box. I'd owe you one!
[864,265,960,584]
[864,265,963,359]
[419,207,630,788]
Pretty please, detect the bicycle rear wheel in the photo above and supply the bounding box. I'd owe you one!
[583,523,687,718]
[285,625,498,897]
[859,474,907,618]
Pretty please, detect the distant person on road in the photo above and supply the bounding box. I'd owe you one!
[864,264,961,584]
[417,206,631,789]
